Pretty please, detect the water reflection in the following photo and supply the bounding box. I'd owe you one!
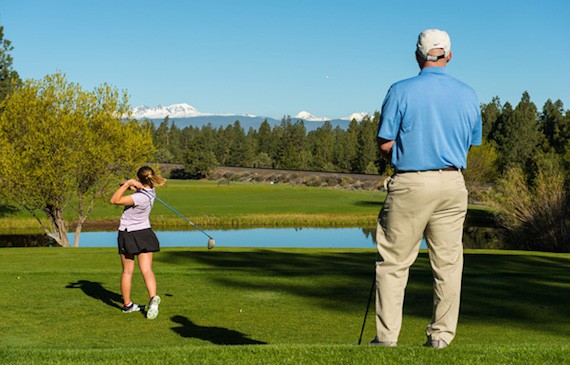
[0,226,502,249]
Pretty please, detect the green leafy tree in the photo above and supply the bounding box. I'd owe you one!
[485,153,568,252]
[464,139,500,193]
[153,147,176,163]
[0,25,21,103]
[333,120,358,172]
[175,125,198,163]
[490,101,512,149]
[353,115,378,173]
[268,123,283,163]
[495,92,542,169]
[183,126,218,177]
[0,72,152,247]
[213,124,233,165]
[151,117,178,163]
[256,120,274,156]
[481,96,502,141]
[167,121,183,162]
[540,99,568,154]
[275,117,308,170]
[309,120,335,171]
[227,121,254,167]
[152,117,171,154]
[254,152,273,168]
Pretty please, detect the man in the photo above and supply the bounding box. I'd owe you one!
[371,29,482,348]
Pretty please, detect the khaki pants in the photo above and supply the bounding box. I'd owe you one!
[375,170,467,344]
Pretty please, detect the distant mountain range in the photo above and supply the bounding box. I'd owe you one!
[131,103,370,131]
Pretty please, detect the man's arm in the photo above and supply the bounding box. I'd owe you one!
[377,137,394,160]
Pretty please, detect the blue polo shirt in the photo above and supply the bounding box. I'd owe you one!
[378,67,482,171]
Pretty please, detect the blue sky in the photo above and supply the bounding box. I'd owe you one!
[1,0,569,119]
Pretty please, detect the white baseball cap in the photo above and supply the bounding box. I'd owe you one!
[416,29,451,61]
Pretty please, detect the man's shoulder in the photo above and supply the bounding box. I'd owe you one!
[390,70,476,96]
[446,76,479,102]
[390,74,422,89]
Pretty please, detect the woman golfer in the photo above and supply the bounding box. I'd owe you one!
[110,166,165,319]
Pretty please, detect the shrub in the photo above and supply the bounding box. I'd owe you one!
[485,156,569,252]
[364,162,379,175]
[304,176,322,187]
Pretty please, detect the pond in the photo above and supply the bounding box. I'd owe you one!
[0,228,379,249]
[0,226,501,249]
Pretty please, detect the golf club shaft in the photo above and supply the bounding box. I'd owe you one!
[138,189,213,239]
[358,270,376,345]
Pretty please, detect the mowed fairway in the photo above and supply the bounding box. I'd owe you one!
[1,179,388,231]
[1,247,569,364]
[99,179,386,228]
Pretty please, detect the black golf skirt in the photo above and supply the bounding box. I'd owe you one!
[118,228,160,255]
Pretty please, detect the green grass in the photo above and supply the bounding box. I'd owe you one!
[1,180,388,231]
[1,179,495,232]
[1,247,568,364]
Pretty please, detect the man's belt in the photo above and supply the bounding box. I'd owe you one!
[395,166,459,173]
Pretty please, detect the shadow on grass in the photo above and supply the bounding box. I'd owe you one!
[171,315,267,345]
[354,200,383,207]
[157,250,570,337]
[460,254,570,335]
[66,280,123,310]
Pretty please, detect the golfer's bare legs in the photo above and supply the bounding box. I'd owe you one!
[138,252,156,299]
[120,254,136,305]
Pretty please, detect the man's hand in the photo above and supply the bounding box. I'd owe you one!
[378,137,394,160]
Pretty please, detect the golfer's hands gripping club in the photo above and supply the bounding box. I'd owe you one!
[120,178,143,191]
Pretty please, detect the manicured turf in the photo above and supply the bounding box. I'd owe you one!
[100,179,385,215]
[1,247,568,364]
[1,180,388,231]
[0,179,494,232]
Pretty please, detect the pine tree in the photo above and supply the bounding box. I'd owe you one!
[497,92,542,169]
[481,96,502,141]
[309,121,335,171]
[353,115,379,173]
[540,99,568,154]
[276,117,307,170]
[227,121,254,167]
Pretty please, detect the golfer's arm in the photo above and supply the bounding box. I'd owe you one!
[377,137,394,160]
[110,185,135,206]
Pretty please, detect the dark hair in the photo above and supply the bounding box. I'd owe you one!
[137,166,166,188]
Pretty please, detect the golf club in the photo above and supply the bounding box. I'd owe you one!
[137,188,216,249]
[357,270,376,345]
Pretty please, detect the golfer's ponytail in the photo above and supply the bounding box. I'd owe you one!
[137,166,166,188]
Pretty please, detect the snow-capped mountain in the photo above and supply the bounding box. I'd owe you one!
[343,112,370,122]
[130,103,370,131]
[131,103,262,119]
[294,111,329,122]
[132,103,210,119]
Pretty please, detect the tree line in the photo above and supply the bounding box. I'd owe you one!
[147,91,570,182]
[147,115,383,177]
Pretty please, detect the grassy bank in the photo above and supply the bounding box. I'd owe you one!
[1,247,568,364]
[0,180,387,232]
[0,179,494,233]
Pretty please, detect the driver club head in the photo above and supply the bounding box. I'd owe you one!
[207,237,215,250]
